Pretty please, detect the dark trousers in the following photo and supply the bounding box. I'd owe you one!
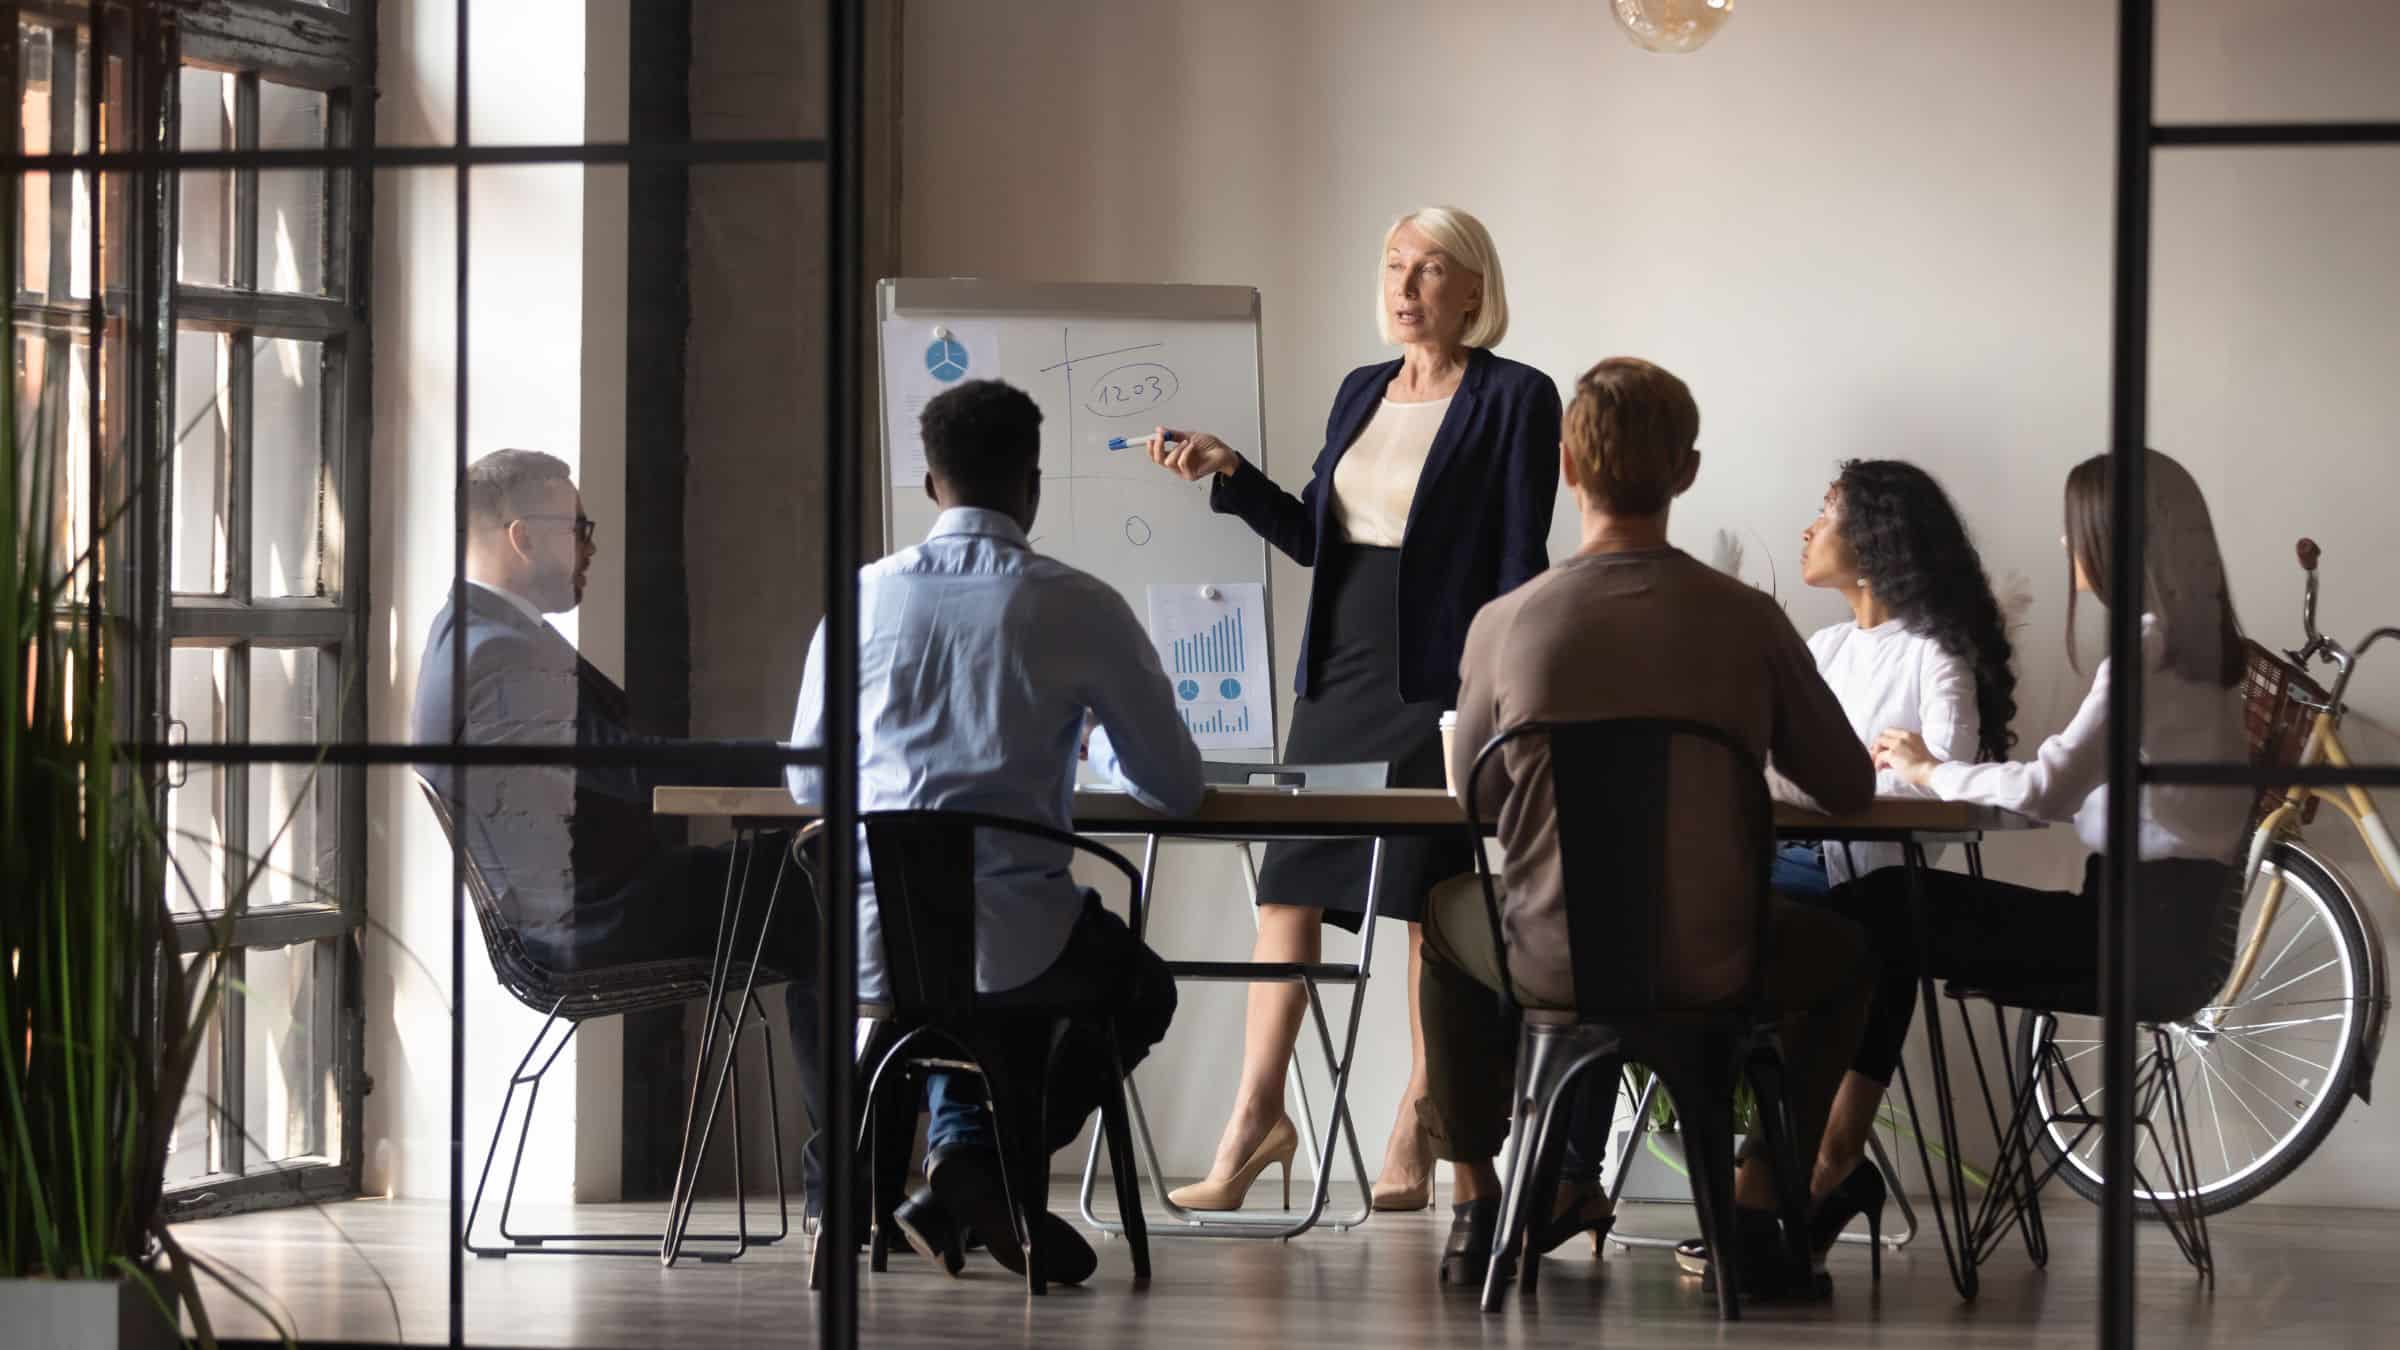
[1418,875,1868,1191]
[1822,853,2239,1084]
[922,896,1177,1191]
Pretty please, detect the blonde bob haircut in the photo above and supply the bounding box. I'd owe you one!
[1377,206,1510,349]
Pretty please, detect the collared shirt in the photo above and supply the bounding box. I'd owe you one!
[788,507,1206,998]
[468,577,549,629]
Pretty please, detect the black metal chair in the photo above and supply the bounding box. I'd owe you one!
[812,808,1153,1296]
[1460,720,1821,1317]
[413,775,792,1262]
[1934,859,2250,1291]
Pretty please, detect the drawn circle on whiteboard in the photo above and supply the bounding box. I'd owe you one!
[1176,680,1201,701]
[924,336,971,382]
[1219,678,1243,699]
[1124,515,1154,546]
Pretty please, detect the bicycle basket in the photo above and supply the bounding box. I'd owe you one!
[2239,639,2328,829]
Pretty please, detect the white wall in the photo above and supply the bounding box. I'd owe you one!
[899,0,2400,1204]
[363,0,625,1204]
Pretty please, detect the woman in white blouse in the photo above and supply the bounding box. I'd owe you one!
[1677,458,2018,1280]
[1780,459,2020,895]
[1687,449,2250,1283]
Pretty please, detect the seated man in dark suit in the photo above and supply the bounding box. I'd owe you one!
[412,448,829,1213]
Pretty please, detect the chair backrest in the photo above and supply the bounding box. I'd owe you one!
[414,773,560,1009]
[1200,760,1389,790]
[860,809,1143,1019]
[415,773,721,1017]
[1463,719,1773,1015]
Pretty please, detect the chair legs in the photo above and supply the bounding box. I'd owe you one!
[466,997,785,1260]
[819,1016,1149,1296]
[1480,1028,1560,1312]
[1480,1022,1820,1320]
[1945,1004,2215,1295]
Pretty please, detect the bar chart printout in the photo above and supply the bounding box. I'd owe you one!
[1144,582,1272,751]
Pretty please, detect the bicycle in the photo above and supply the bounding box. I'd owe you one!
[2020,537,2395,1215]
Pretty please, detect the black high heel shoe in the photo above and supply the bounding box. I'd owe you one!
[1438,1198,1517,1286]
[1807,1159,1889,1282]
[1673,1161,1892,1283]
[1525,1182,1616,1259]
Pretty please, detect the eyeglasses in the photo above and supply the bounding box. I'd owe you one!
[516,513,597,546]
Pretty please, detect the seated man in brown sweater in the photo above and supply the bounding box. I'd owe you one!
[1422,357,1875,1298]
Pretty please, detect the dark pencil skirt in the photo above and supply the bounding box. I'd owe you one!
[1259,543,1469,931]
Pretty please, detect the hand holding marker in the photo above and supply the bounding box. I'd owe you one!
[1123,427,1243,482]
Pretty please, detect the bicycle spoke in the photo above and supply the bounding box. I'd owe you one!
[2189,1046,2286,1160]
[2198,1040,2307,1127]
[2213,1027,2322,1104]
[2244,904,2324,992]
[2208,1023,2342,1066]
[2190,1035,2235,1176]
[2242,956,2343,1008]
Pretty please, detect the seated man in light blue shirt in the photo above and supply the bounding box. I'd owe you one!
[789,378,1205,1283]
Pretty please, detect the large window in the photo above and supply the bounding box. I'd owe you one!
[5,0,372,1217]
[158,0,371,1216]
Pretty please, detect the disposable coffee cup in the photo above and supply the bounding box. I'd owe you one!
[1439,710,1459,796]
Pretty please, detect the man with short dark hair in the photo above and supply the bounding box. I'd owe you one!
[789,378,1204,1284]
[413,449,832,1210]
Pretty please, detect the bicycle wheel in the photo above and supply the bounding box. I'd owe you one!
[2015,841,2371,1217]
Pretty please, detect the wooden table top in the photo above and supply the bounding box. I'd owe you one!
[653,784,2037,841]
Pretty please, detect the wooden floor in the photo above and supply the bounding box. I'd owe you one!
[172,1183,2400,1348]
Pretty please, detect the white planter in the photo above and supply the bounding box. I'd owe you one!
[0,1276,181,1350]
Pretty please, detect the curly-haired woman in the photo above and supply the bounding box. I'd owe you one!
[1774,458,2019,897]
[1678,457,2017,1280]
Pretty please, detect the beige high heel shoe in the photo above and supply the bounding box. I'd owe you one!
[1371,1119,1436,1211]
[1167,1118,1300,1211]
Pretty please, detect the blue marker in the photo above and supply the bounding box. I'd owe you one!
[1106,432,1182,451]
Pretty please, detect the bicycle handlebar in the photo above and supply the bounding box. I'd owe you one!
[2297,536,2328,662]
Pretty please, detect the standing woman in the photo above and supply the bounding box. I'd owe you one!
[1145,207,1561,1210]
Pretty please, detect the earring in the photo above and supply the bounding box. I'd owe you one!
[1857,577,1869,588]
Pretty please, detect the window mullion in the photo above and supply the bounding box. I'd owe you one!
[224,634,251,957]
[44,23,75,298]
[234,72,258,291]
[221,946,247,1179]
[227,333,252,602]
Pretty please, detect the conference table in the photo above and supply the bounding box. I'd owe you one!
[653,784,2037,1272]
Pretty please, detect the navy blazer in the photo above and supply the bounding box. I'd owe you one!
[1211,346,1561,704]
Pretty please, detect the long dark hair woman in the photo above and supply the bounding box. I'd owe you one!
[1682,448,2251,1284]
[1773,458,2018,898]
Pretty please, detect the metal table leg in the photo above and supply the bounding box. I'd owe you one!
[1082,838,1386,1240]
[661,826,788,1266]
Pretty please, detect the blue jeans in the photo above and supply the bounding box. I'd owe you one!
[1771,843,1832,901]
[925,1071,992,1157]
[921,896,1177,1174]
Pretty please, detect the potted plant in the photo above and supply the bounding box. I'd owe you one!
[0,234,291,1346]
[1611,1067,1763,1203]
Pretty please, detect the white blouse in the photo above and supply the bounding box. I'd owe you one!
[1806,619,1980,884]
[1927,614,2250,862]
[1331,396,1449,547]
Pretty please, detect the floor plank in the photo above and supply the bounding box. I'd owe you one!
[170,1184,2400,1348]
